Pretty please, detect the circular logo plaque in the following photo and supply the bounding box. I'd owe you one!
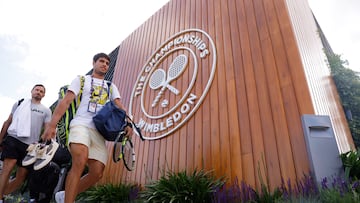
[129,28,216,140]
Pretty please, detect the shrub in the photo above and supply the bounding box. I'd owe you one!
[212,177,257,203]
[340,148,360,179]
[140,169,225,202]
[76,182,140,202]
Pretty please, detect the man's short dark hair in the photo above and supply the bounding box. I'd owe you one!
[32,84,46,93]
[93,53,110,63]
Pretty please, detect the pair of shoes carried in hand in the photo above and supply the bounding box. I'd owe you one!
[22,139,59,170]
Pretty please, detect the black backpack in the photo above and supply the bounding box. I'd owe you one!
[27,161,60,201]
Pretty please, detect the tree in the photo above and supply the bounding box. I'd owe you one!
[326,52,360,147]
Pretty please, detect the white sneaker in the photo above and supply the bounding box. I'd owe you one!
[55,190,65,203]
[22,143,40,166]
[33,140,59,170]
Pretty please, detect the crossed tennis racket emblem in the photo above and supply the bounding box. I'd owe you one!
[149,54,188,107]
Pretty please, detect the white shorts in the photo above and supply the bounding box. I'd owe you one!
[68,125,108,165]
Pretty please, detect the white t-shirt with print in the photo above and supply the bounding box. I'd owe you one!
[68,75,121,129]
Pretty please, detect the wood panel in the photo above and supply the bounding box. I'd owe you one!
[97,0,354,191]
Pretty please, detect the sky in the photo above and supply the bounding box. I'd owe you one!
[308,0,360,71]
[0,0,359,124]
[0,0,170,122]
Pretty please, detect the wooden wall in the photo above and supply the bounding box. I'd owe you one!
[285,0,354,153]
[98,0,354,191]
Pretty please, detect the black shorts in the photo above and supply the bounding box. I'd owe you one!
[1,136,29,166]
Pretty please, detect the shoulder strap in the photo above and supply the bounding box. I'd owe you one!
[106,81,112,100]
[60,86,67,99]
[76,75,85,108]
[18,98,25,106]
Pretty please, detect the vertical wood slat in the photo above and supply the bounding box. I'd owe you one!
[149,4,164,182]
[200,0,212,172]
[170,0,181,171]
[163,0,177,177]
[156,3,170,181]
[213,0,231,180]
[234,0,256,187]
[192,0,203,172]
[175,0,187,173]
[98,0,353,190]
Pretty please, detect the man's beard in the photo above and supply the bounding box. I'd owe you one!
[94,68,106,76]
[33,95,42,101]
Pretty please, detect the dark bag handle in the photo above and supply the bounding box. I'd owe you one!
[125,115,144,141]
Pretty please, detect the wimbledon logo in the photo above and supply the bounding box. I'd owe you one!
[129,28,216,140]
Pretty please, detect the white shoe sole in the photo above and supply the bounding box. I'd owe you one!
[33,141,59,170]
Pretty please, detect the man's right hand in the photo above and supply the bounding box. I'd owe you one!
[41,126,56,141]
